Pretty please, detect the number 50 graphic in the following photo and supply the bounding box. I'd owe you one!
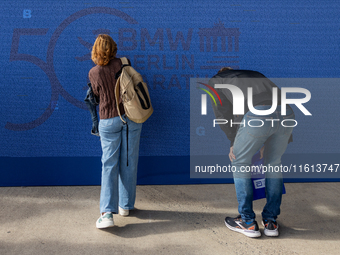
[7,7,137,131]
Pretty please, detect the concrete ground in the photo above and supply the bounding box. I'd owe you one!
[0,183,339,255]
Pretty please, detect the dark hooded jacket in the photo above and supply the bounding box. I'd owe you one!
[208,69,292,147]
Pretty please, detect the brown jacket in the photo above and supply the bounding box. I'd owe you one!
[88,58,125,119]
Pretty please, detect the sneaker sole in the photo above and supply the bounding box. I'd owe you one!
[225,220,261,238]
[96,221,114,229]
[261,221,279,237]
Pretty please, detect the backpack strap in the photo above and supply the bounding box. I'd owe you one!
[114,57,130,79]
[115,57,130,124]
[120,57,129,67]
[114,78,126,124]
[115,58,129,166]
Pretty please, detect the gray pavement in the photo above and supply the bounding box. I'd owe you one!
[1,183,339,255]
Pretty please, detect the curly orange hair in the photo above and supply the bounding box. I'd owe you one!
[91,34,117,66]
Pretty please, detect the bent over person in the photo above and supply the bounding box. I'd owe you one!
[89,34,142,229]
[209,67,295,237]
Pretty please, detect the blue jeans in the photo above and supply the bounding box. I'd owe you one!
[232,105,295,222]
[99,115,142,213]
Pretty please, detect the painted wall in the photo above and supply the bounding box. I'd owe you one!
[1,1,339,185]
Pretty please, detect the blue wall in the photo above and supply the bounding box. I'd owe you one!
[1,1,339,186]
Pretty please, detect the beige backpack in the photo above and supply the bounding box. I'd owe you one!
[115,57,153,124]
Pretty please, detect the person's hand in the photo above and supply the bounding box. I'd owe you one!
[229,146,236,162]
[260,145,265,159]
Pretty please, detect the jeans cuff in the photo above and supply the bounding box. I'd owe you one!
[262,214,277,221]
[242,218,254,223]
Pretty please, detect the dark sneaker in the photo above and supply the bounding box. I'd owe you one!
[225,215,261,238]
[262,219,279,237]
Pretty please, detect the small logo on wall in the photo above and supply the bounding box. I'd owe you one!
[198,21,240,70]
[23,10,31,18]
[196,126,205,136]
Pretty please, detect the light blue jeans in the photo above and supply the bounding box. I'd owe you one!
[99,115,142,214]
[232,105,295,222]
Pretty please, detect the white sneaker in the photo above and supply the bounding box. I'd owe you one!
[262,219,279,237]
[96,212,114,229]
[119,207,129,217]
